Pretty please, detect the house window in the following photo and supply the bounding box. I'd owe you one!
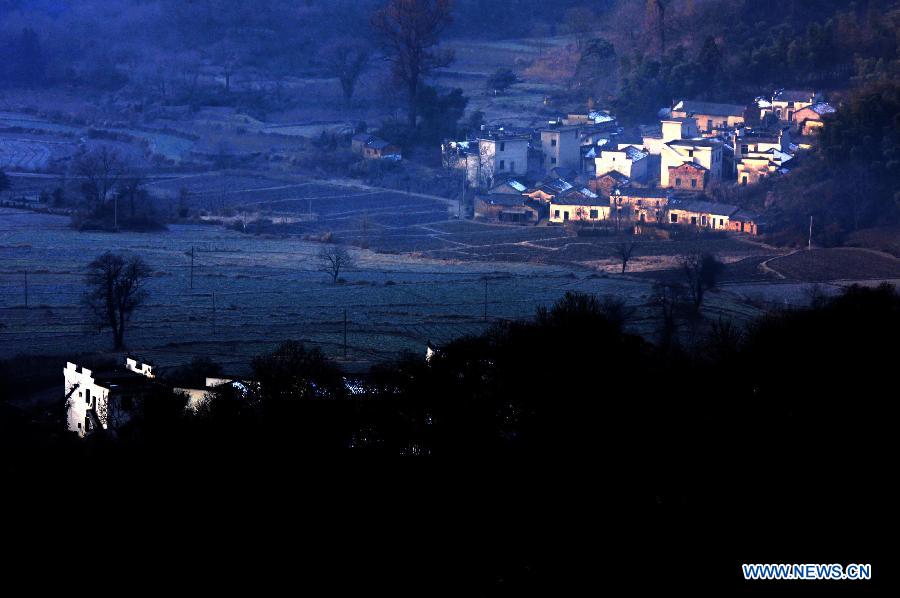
[510,161,515,171]
[554,210,560,218]
[499,142,505,152]
[499,160,505,170]
[701,215,707,226]
[691,216,697,225]
[85,388,91,405]
[563,211,569,221]
[551,139,557,147]
[688,150,694,158]
[706,119,713,130]
[690,179,697,188]
[590,210,598,219]
[741,175,748,186]
[741,144,748,154]
[550,157,557,165]
[639,213,645,222]
[671,213,678,223]
[675,178,682,187]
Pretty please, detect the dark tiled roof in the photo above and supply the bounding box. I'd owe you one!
[670,199,740,216]
[552,191,610,207]
[670,161,708,171]
[618,188,670,199]
[675,100,745,117]
[596,170,631,183]
[669,138,723,149]
[774,89,815,102]
[732,209,764,223]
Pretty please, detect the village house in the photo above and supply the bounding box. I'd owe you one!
[581,138,615,174]
[668,162,709,191]
[540,125,583,173]
[727,209,765,235]
[734,126,792,158]
[175,376,258,410]
[641,117,701,155]
[562,110,617,130]
[468,132,530,188]
[352,134,402,160]
[733,127,794,185]
[594,145,649,182]
[611,187,670,224]
[660,138,723,187]
[474,180,540,224]
[549,187,609,224]
[590,170,631,196]
[791,102,836,136]
[667,198,740,231]
[524,177,574,203]
[65,357,161,438]
[768,89,821,123]
[671,100,745,133]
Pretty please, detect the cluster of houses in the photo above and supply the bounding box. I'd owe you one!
[64,356,250,437]
[442,89,836,236]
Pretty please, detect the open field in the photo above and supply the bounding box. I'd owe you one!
[768,248,900,282]
[0,207,786,373]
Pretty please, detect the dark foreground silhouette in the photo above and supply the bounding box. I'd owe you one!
[4,285,894,596]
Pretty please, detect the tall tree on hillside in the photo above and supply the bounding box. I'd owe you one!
[371,0,455,129]
[644,0,666,59]
[84,252,152,350]
[322,39,371,106]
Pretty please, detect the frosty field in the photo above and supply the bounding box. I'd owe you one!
[0,208,669,372]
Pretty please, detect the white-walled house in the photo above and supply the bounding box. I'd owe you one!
[65,357,159,438]
[540,125,582,173]
[467,134,530,188]
[660,139,723,188]
[594,145,649,182]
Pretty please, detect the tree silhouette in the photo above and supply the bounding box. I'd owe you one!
[372,0,455,129]
[84,252,152,350]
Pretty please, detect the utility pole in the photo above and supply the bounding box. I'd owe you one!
[190,246,194,289]
[343,309,348,359]
[808,216,813,250]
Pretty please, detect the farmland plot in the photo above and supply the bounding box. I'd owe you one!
[0,208,672,372]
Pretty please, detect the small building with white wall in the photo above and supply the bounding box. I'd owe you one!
[65,357,159,438]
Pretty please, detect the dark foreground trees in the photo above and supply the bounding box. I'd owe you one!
[84,252,152,350]
[7,284,896,594]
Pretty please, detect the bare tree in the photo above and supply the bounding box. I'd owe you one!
[74,146,125,225]
[478,142,496,189]
[614,240,638,273]
[681,252,725,310]
[322,39,371,106]
[371,0,455,129]
[84,252,152,350]
[117,173,147,218]
[650,281,685,354]
[318,246,355,284]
